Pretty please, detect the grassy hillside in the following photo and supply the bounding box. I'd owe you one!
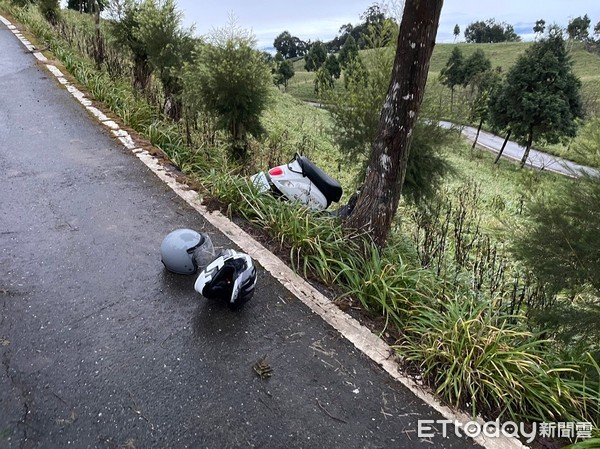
[286,58,341,102]
[288,41,600,112]
[285,41,600,168]
[428,41,531,73]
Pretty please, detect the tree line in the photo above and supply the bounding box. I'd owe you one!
[441,22,585,168]
[272,4,395,59]
[452,14,600,43]
[270,4,397,91]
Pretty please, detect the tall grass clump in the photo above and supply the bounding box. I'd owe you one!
[564,437,600,448]
[6,1,57,43]
[331,242,438,332]
[397,296,600,423]
[200,170,437,331]
[52,45,157,128]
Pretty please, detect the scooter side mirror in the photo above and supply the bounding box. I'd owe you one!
[294,152,305,175]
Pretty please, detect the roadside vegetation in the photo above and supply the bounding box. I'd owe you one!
[1,0,599,443]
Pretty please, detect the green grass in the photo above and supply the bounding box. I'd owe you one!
[428,41,532,74]
[284,66,317,101]
[435,139,569,234]
[397,295,598,422]
[565,438,600,448]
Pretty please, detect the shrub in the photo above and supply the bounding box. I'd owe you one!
[38,0,59,25]
[185,20,272,162]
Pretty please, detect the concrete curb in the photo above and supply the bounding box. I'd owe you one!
[1,14,527,449]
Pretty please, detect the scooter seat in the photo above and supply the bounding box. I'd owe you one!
[297,156,343,205]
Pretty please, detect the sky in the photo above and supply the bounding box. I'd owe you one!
[172,0,600,51]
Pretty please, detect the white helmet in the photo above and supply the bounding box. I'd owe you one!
[160,229,215,275]
[194,249,257,309]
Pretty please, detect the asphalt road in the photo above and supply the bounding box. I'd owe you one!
[0,20,481,449]
[440,121,599,178]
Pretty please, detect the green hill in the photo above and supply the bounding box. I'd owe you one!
[430,41,600,82]
[428,41,531,74]
[287,41,600,113]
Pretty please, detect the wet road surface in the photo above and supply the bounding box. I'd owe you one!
[0,20,481,449]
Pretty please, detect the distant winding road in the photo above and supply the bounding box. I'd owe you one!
[440,121,599,178]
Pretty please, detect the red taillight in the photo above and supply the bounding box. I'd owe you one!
[268,167,284,177]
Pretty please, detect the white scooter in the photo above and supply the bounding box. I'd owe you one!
[251,153,344,210]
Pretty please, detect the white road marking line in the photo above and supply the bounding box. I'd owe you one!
[33,52,48,62]
[46,64,65,77]
[86,106,109,121]
[102,120,120,130]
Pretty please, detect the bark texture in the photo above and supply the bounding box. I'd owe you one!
[93,0,104,69]
[344,0,444,247]
[520,125,534,168]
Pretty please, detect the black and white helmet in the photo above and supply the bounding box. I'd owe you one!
[160,229,215,275]
[194,249,257,309]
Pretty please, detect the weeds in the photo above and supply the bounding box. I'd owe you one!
[397,296,599,423]
[409,180,558,317]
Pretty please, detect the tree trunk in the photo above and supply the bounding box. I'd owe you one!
[163,95,182,122]
[92,0,104,69]
[133,54,152,93]
[162,77,182,121]
[520,125,534,168]
[494,129,511,164]
[471,118,483,150]
[184,107,193,147]
[344,0,443,248]
[230,121,248,162]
